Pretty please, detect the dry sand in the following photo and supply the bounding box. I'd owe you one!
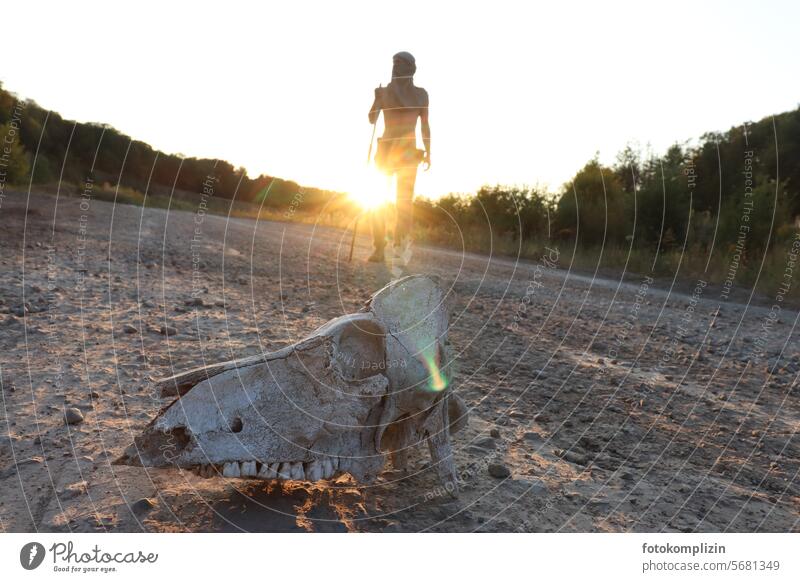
[0,189,798,532]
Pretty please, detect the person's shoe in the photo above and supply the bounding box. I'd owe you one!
[367,248,385,263]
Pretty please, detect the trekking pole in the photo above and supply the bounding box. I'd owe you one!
[349,93,380,262]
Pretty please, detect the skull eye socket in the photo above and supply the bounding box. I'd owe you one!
[336,319,386,381]
[229,417,243,433]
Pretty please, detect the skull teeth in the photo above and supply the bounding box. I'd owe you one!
[240,461,257,477]
[194,458,348,482]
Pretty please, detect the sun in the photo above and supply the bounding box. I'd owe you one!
[348,166,393,210]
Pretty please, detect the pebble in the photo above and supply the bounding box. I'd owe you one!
[131,497,155,514]
[64,407,84,425]
[563,450,588,466]
[488,463,511,478]
[122,324,137,334]
[522,431,543,443]
[490,428,501,438]
[159,325,178,336]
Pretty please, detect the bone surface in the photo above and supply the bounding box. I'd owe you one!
[116,276,468,494]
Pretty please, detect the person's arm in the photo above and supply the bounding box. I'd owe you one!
[368,85,383,124]
[420,90,431,170]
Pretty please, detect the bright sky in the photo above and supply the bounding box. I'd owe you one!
[3,0,799,199]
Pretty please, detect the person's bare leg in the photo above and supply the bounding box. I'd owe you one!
[394,165,417,251]
[369,207,386,262]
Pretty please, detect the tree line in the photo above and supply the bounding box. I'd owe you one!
[0,82,342,213]
[414,109,800,259]
[3,81,799,261]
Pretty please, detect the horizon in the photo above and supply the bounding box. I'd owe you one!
[3,0,799,199]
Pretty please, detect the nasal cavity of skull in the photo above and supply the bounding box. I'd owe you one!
[336,321,386,380]
[143,425,193,459]
[228,417,243,433]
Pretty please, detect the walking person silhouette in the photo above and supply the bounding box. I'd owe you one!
[367,51,430,263]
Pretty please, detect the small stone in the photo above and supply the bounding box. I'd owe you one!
[522,431,542,443]
[185,297,204,307]
[131,497,155,514]
[490,428,501,438]
[64,407,84,425]
[518,479,548,496]
[159,325,178,336]
[563,450,588,466]
[59,481,89,499]
[122,324,137,334]
[488,463,511,479]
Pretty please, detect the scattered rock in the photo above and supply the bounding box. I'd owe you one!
[159,325,178,336]
[64,407,84,425]
[59,480,89,499]
[522,431,543,443]
[122,324,137,334]
[488,463,511,479]
[185,297,204,307]
[517,479,548,496]
[490,428,501,438]
[0,370,15,391]
[563,450,588,466]
[131,497,155,514]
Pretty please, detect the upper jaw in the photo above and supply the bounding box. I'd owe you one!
[189,456,346,482]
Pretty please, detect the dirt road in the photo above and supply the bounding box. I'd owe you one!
[1,190,798,532]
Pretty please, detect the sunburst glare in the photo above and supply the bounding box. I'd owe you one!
[348,166,393,211]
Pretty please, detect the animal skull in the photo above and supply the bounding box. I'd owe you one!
[116,275,468,494]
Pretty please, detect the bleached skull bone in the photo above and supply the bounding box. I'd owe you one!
[116,276,468,493]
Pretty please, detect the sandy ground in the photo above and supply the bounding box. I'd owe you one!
[1,189,798,533]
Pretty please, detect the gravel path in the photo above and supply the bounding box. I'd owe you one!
[1,189,798,532]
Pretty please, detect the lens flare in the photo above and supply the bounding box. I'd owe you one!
[421,349,448,392]
[348,166,393,210]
